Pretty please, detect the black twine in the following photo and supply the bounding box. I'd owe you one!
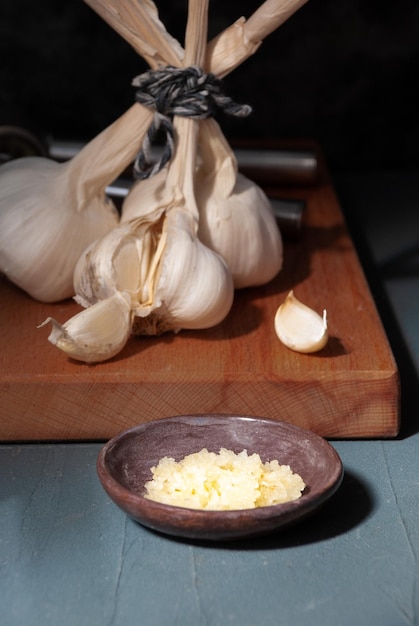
[132,65,252,179]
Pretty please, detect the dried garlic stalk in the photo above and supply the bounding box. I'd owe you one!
[206,0,309,78]
[85,0,308,80]
[83,0,184,68]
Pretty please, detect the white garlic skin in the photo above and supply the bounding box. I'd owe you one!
[0,157,119,302]
[41,291,132,363]
[196,172,283,288]
[274,290,328,353]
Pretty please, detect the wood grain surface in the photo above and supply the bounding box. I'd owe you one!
[0,151,399,440]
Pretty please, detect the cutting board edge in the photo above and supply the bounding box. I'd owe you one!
[0,367,400,441]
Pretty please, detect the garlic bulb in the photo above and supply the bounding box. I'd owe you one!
[0,157,118,302]
[196,170,283,288]
[196,120,283,288]
[274,290,328,353]
[0,102,155,302]
[41,291,132,363]
[73,203,233,337]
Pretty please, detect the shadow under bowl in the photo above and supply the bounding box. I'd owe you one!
[97,414,343,541]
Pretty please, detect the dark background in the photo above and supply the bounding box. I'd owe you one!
[1,0,419,175]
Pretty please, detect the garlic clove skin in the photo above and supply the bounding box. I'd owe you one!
[196,172,283,288]
[40,291,132,363]
[274,290,328,354]
[0,157,119,302]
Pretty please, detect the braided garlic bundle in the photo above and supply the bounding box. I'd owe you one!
[43,0,307,362]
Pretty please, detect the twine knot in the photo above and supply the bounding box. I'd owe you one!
[132,65,252,179]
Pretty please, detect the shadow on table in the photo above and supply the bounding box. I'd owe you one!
[150,468,373,550]
[233,469,373,551]
[377,247,419,440]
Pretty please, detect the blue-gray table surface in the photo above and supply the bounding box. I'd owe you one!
[1,171,418,626]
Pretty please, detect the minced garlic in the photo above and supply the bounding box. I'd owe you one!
[144,448,305,510]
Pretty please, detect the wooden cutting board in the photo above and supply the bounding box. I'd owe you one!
[0,150,399,440]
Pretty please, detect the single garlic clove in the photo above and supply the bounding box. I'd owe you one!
[40,291,132,363]
[274,290,328,354]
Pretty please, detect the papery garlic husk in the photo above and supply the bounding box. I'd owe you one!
[73,205,234,338]
[274,290,328,353]
[0,157,119,302]
[41,291,132,363]
[120,167,168,223]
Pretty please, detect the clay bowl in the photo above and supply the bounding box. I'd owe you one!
[97,414,343,541]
